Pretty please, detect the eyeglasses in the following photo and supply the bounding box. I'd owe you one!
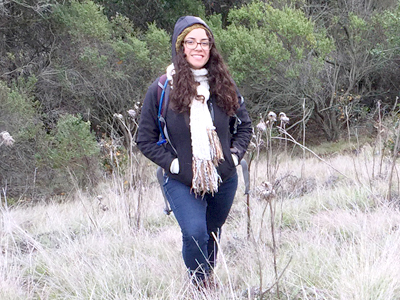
[183,39,212,50]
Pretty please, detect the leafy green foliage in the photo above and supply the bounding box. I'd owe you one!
[216,1,333,119]
[111,37,150,68]
[53,0,111,40]
[224,1,332,81]
[79,47,109,69]
[315,3,400,140]
[35,114,102,195]
[0,78,103,198]
[0,78,48,198]
[2,0,400,200]
[379,5,400,55]
[94,0,205,32]
[47,114,100,169]
[144,23,171,72]
[46,0,171,142]
[2,77,38,125]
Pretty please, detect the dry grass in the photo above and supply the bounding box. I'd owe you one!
[2,145,400,299]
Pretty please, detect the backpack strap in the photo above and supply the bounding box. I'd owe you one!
[230,92,244,135]
[157,74,168,114]
[157,74,169,146]
[230,114,242,135]
[156,75,178,154]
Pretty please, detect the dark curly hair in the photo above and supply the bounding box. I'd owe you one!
[170,34,239,116]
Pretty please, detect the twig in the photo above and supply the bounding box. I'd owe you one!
[387,120,400,200]
[274,129,351,180]
[260,256,293,298]
[268,198,279,298]
[211,232,235,299]
[302,98,306,178]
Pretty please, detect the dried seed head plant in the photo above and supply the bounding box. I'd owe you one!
[279,112,290,155]
[256,118,267,132]
[109,105,147,229]
[0,131,15,147]
[267,111,277,123]
[248,111,290,299]
[279,112,289,128]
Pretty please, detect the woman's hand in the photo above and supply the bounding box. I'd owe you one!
[231,154,239,166]
[170,158,180,174]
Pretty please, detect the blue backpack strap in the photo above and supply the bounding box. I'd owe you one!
[157,75,169,145]
[156,74,178,154]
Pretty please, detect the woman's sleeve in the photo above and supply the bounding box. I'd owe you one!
[136,79,176,170]
[230,91,253,161]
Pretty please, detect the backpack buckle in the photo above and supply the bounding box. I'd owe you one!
[157,139,167,146]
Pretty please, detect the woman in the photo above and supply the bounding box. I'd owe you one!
[137,16,252,284]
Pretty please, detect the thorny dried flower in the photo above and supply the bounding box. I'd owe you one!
[256,119,267,132]
[279,112,289,125]
[113,113,123,120]
[0,131,15,146]
[267,111,277,122]
[258,181,275,200]
[127,109,136,119]
[96,195,109,211]
[134,102,140,110]
[248,141,257,152]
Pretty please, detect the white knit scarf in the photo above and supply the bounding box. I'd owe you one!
[166,64,224,196]
[190,68,224,196]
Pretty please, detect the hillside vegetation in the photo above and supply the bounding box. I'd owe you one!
[1,0,400,198]
[2,1,400,297]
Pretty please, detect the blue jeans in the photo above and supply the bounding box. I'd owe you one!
[163,172,238,279]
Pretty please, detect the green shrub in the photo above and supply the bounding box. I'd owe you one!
[53,0,111,41]
[213,0,334,120]
[45,114,102,191]
[144,23,171,73]
[0,78,48,199]
[1,77,103,199]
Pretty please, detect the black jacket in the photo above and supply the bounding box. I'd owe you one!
[137,77,252,187]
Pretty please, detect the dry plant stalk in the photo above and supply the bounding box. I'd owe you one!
[258,181,280,298]
[266,111,277,180]
[252,111,290,299]
[302,98,306,178]
[112,106,144,229]
[387,120,400,201]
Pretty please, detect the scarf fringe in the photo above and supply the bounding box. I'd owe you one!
[192,128,224,196]
[192,158,222,197]
[208,128,224,165]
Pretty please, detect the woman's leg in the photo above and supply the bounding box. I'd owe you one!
[205,173,238,269]
[163,176,210,278]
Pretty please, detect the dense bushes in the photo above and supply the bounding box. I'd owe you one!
[1,0,400,200]
[0,78,101,199]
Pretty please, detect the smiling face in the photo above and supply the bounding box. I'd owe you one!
[183,28,211,69]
